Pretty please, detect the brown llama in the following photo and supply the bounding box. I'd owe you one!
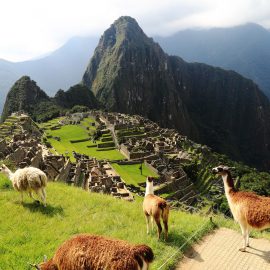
[30,234,154,270]
[143,176,169,240]
[212,165,270,251]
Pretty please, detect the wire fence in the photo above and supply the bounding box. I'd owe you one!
[156,173,233,269]
[157,217,211,269]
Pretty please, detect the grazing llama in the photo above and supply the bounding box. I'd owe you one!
[0,164,47,206]
[212,165,270,251]
[143,176,169,240]
[30,234,154,270]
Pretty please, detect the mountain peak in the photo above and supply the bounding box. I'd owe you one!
[1,76,50,122]
[100,16,146,47]
[113,16,139,27]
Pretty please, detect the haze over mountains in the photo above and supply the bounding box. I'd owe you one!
[155,23,270,98]
[0,36,98,112]
[1,22,270,115]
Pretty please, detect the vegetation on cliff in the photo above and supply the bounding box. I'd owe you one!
[82,16,270,170]
[1,77,99,123]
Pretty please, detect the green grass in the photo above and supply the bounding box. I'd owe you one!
[42,121,124,161]
[0,175,213,270]
[112,163,158,186]
[80,117,95,129]
[39,117,63,129]
[212,213,270,241]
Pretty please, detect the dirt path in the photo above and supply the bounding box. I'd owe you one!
[176,228,270,270]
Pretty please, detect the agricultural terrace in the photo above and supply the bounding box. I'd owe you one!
[112,163,158,187]
[40,117,125,162]
[39,117,158,187]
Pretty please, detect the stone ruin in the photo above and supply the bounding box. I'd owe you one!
[90,111,198,206]
[0,112,133,202]
[86,162,133,201]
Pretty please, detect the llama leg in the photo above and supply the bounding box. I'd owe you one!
[20,192,24,203]
[246,229,250,247]
[41,188,47,207]
[145,215,150,234]
[151,216,154,232]
[162,209,169,241]
[239,223,248,252]
[28,191,35,200]
[163,220,168,241]
[39,189,46,207]
[155,218,162,239]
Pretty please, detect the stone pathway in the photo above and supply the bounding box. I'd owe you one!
[176,228,270,270]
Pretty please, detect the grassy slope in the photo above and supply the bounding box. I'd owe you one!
[112,163,158,186]
[0,176,213,270]
[43,118,124,161]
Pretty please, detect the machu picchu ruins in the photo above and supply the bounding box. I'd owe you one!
[0,110,207,207]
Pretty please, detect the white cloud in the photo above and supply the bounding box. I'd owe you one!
[0,0,270,61]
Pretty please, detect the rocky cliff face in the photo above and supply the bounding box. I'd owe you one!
[82,16,196,137]
[1,76,50,121]
[2,77,99,123]
[54,84,98,109]
[82,16,270,169]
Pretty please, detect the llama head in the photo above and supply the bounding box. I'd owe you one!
[0,164,10,176]
[145,176,155,195]
[212,165,234,175]
[30,256,57,270]
[146,176,155,183]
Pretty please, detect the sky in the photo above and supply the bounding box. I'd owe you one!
[1,0,270,62]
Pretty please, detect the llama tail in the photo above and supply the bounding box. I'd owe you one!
[158,201,169,221]
[39,174,47,187]
[134,244,154,265]
[158,201,167,210]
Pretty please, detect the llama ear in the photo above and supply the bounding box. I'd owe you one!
[44,255,47,262]
[29,263,40,269]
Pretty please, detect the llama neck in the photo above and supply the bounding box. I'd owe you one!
[3,168,14,181]
[145,182,154,196]
[222,172,235,195]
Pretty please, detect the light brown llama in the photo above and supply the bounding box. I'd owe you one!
[212,165,270,251]
[30,234,154,270]
[143,176,169,240]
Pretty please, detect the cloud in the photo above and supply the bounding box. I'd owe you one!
[1,0,270,61]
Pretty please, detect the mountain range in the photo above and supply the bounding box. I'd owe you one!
[82,16,270,170]
[0,36,98,112]
[1,22,270,116]
[2,16,270,170]
[155,23,270,98]
[1,76,98,122]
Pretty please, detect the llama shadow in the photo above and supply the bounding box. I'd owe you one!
[246,246,270,263]
[22,201,64,217]
[183,246,204,262]
[164,231,204,262]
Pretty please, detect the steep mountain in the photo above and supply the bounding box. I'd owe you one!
[1,76,98,122]
[54,84,98,109]
[1,76,51,122]
[82,16,196,136]
[0,36,98,113]
[155,23,270,98]
[82,16,270,169]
